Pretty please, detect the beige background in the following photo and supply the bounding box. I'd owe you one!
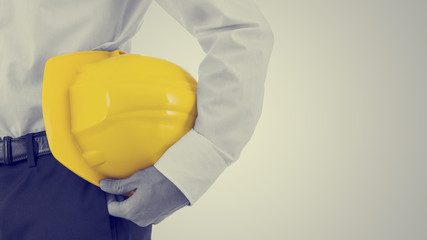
[131,1,427,239]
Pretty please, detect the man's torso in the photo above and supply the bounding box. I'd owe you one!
[0,0,152,137]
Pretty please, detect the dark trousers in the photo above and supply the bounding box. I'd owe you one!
[0,150,151,239]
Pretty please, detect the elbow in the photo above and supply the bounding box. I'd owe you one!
[259,20,275,55]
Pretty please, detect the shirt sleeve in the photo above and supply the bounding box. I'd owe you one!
[153,0,274,205]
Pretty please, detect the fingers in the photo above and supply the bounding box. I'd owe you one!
[100,167,190,227]
[107,194,137,220]
[107,200,128,218]
[105,193,127,204]
[106,193,116,204]
[100,174,138,195]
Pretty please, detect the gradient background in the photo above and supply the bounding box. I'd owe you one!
[131,1,427,239]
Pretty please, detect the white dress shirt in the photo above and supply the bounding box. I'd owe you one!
[0,0,273,204]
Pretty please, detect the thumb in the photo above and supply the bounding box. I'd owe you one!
[107,195,138,220]
[107,200,131,219]
[100,176,138,195]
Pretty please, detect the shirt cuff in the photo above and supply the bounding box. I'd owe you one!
[154,129,232,205]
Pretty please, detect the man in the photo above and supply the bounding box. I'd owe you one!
[0,0,273,239]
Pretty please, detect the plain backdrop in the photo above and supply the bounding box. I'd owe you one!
[130,1,427,239]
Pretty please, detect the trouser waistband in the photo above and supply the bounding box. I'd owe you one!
[0,131,51,167]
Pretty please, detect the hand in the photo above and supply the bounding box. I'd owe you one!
[100,166,190,227]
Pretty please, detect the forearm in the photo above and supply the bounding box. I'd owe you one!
[154,0,274,204]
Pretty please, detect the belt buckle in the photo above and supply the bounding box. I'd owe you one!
[3,136,12,165]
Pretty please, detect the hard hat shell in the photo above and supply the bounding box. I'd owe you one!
[42,50,197,186]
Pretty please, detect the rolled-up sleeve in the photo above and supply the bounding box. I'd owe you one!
[153,0,274,204]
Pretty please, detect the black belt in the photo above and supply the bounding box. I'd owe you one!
[0,131,51,167]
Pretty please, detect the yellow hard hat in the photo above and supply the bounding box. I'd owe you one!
[42,50,197,186]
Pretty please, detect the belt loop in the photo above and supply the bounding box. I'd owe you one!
[25,133,37,168]
[3,136,12,165]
